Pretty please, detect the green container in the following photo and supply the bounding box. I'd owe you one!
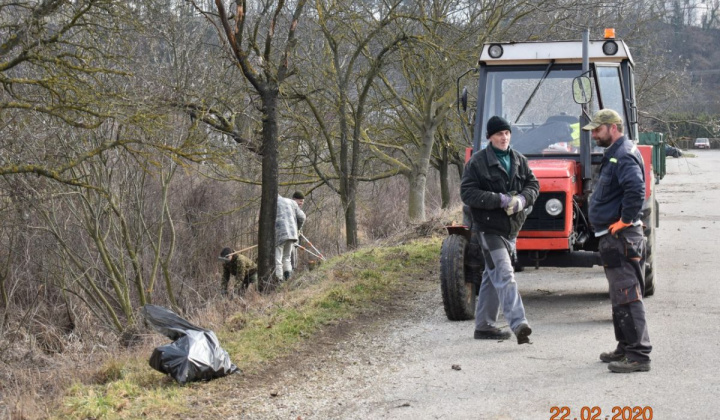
[639,132,666,182]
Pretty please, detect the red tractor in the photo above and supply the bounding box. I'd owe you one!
[441,30,658,320]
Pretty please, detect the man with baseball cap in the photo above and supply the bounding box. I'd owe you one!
[584,108,652,373]
[461,116,539,345]
[582,109,623,139]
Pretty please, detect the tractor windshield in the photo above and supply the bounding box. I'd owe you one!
[479,65,599,156]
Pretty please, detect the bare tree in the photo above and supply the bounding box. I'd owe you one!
[368,0,591,221]
[189,0,308,284]
[431,125,467,209]
[0,0,239,337]
[291,0,412,248]
[0,1,146,183]
[13,119,200,334]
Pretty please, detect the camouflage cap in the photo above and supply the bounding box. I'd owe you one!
[582,109,623,130]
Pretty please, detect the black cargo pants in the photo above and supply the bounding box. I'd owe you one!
[598,225,652,362]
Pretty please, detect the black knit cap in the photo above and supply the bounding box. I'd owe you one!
[292,191,305,200]
[486,116,512,139]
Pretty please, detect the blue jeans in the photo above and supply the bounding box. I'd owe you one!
[474,232,529,333]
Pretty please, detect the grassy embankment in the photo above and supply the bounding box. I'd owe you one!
[56,236,441,419]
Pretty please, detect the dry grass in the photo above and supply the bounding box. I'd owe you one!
[0,230,447,420]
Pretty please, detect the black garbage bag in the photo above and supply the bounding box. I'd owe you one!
[142,304,238,384]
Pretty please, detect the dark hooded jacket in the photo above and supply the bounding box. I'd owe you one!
[589,136,646,231]
[460,146,539,238]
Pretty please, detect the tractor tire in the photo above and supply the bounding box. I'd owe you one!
[440,234,477,321]
[642,199,657,297]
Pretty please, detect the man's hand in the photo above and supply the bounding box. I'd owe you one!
[499,193,511,209]
[505,195,526,216]
[609,220,632,235]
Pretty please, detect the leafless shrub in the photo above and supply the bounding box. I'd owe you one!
[290,190,345,264]
[357,178,410,241]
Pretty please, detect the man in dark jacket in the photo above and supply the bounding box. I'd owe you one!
[461,116,539,344]
[583,109,652,373]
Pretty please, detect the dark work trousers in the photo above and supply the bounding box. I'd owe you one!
[599,225,652,362]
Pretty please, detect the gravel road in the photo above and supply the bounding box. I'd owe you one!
[230,150,720,420]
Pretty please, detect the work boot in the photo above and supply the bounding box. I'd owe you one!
[600,350,625,363]
[514,323,532,345]
[608,357,651,373]
[283,271,291,281]
[474,328,511,340]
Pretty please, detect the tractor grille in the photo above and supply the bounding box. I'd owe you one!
[522,192,566,231]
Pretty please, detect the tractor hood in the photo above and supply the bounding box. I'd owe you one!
[528,159,576,178]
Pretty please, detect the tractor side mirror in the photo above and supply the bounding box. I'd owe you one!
[573,76,592,105]
[572,76,592,104]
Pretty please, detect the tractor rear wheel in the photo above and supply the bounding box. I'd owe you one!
[440,234,477,320]
[642,199,657,296]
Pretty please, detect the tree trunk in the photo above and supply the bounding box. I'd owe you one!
[455,160,464,179]
[408,127,435,221]
[343,180,358,249]
[408,171,427,221]
[344,204,358,250]
[257,91,280,288]
[439,143,450,209]
[340,99,359,249]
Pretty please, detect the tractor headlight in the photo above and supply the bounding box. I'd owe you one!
[545,198,563,216]
[602,40,618,56]
[488,44,504,58]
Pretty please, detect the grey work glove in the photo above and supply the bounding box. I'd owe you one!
[499,193,512,209]
[505,195,526,216]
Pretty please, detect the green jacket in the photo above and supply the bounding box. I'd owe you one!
[222,254,257,291]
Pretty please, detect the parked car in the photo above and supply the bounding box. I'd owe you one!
[694,138,711,149]
[665,144,683,158]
